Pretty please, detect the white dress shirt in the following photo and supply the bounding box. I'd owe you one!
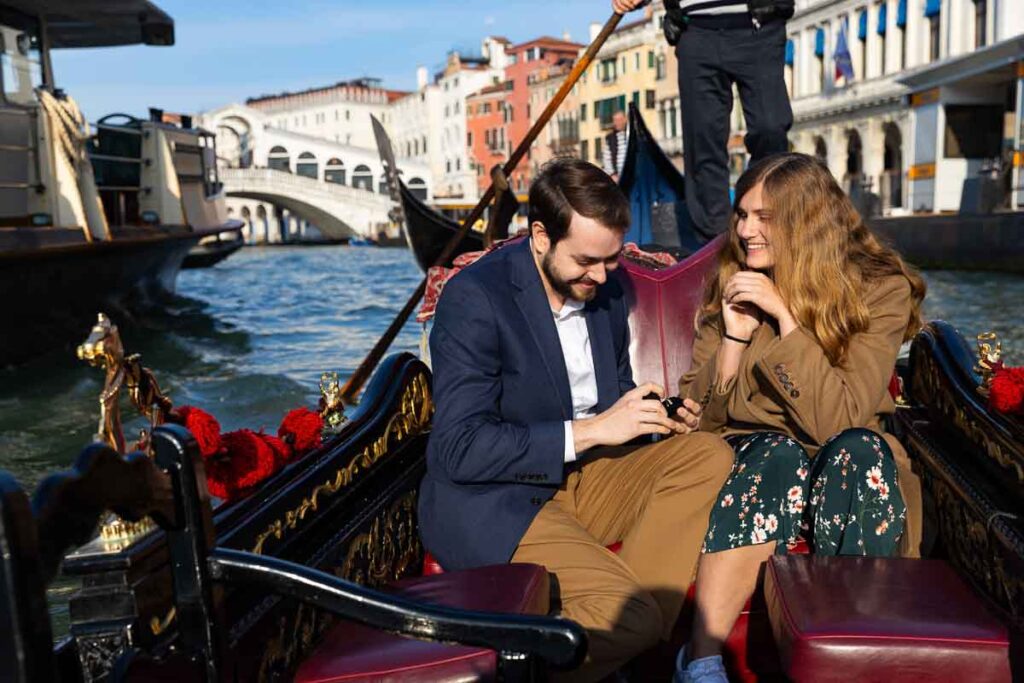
[551,298,599,463]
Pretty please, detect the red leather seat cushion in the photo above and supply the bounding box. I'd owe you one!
[765,555,1011,683]
[295,563,549,683]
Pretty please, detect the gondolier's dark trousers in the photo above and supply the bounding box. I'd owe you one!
[676,16,792,241]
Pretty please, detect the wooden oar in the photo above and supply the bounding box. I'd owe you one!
[340,11,626,403]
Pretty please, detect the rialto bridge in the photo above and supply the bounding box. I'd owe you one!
[198,104,431,242]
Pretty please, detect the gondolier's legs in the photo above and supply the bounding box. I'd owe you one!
[677,26,734,242]
[676,23,792,241]
[511,433,732,682]
[731,21,793,165]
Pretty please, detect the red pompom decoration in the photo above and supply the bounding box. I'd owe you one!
[259,432,293,467]
[172,406,222,459]
[278,407,324,454]
[989,366,1024,415]
[205,429,278,500]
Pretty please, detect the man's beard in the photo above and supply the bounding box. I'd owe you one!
[541,250,597,302]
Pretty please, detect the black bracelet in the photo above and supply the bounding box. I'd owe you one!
[724,332,752,345]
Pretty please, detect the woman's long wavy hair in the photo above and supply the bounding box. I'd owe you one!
[699,153,926,367]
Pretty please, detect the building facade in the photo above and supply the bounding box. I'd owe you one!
[466,81,514,197]
[388,67,444,195]
[502,36,583,191]
[432,37,510,203]
[786,0,1023,214]
[527,61,580,176]
[575,9,662,169]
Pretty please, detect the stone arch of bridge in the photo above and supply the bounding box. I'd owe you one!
[226,189,358,238]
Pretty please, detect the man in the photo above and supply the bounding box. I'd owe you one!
[613,0,793,242]
[602,109,629,182]
[420,159,734,681]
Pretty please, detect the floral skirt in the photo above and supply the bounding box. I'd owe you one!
[703,428,906,556]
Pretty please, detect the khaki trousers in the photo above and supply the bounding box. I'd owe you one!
[510,432,734,683]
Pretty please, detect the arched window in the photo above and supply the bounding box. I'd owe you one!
[240,206,252,241]
[813,136,828,165]
[296,151,318,179]
[268,145,290,172]
[845,130,863,193]
[256,204,269,243]
[352,164,373,191]
[325,158,346,185]
[407,177,428,201]
[882,123,903,209]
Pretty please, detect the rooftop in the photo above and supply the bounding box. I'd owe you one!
[509,35,584,51]
[246,78,408,108]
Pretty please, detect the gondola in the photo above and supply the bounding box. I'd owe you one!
[2,14,1018,683]
[377,104,696,273]
[4,250,1018,682]
[617,103,702,255]
[372,114,516,271]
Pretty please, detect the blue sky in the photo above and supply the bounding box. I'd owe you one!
[51,0,612,121]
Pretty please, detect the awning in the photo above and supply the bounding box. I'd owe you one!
[898,35,1024,90]
[785,39,794,66]
[896,0,907,28]
[0,1,174,48]
[877,3,888,35]
[815,27,825,57]
[858,10,868,41]
[924,0,941,19]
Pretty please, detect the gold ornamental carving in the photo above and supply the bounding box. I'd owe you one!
[78,313,174,549]
[77,312,173,454]
[338,490,422,588]
[255,602,327,683]
[974,331,1002,397]
[929,472,1023,626]
[250,373,432,555]
[251,492,423,680]
[914,349,1024,485]
[319,371,347,435]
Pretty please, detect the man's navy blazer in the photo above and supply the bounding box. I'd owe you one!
[419,238,636,570]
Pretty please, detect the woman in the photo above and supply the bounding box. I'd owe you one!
[673,153,926,683]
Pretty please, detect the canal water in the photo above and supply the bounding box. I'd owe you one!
[1,245,1022,634]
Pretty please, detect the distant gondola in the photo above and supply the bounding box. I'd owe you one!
[618,103,702,256]
[372,114,512,271]
[378,104,702,273]
[398,180,487,271]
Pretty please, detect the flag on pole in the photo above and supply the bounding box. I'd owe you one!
[834,19,855,83]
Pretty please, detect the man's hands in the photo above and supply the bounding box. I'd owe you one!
[612,0,647,13]
[572,383,699,453]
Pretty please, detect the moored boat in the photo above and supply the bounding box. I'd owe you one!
[0,1,243,364]
[183,230,245,269]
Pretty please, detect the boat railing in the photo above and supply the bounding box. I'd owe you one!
[90,115,147,212]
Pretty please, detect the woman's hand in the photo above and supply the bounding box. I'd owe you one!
[674,398,702,433]
[724,272,797,334]
[720,293,761,341]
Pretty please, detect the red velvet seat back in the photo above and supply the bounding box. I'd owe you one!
[616,238,724,392]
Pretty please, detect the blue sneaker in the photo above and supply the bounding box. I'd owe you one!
[673,646,729,683]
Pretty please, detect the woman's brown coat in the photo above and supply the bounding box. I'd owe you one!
[678,275,922,557]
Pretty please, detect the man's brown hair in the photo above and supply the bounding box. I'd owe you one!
[528,158,630,245]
